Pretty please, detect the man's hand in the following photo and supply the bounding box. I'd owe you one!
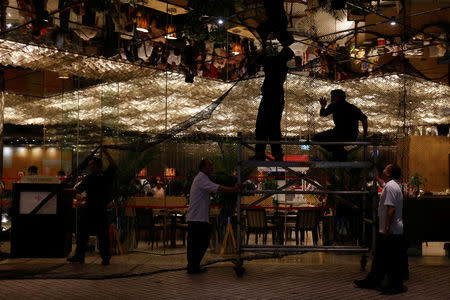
[319,97,327,108]
[374,169,385,187]
[218,183,241,193]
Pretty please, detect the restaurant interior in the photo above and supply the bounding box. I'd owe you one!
[0,0,449,259]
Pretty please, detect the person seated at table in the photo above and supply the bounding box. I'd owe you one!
[152,180,165,198]
[141,178,153,196]
[27,165,38,175]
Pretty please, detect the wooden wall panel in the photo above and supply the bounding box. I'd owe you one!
[397,136,450,193]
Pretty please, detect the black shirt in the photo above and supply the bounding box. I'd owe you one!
[320,100,367,138]
[76,165,116,211]
[261,48,294,97]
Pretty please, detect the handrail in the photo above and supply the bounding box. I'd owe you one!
[242,190,370,195]
[243,140,373,146]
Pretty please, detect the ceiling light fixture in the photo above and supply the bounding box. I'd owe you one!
[136,11,149,33]
[166,25,177,40]
[136,27,149,33]
[390,17,396,26]
[231,42,242,56]
[218,18,224,25]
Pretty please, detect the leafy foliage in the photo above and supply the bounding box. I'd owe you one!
[183,11,209,42]
[209,26,227,45]
[308,0,346,21]
[167,170,196,197]
[188,0,237,17]
[207,142,252,216]
[109,141,159,205]
[409,173,427,195]
[261,177,277,190]
[184,0,244,42]
[87,0,115,12]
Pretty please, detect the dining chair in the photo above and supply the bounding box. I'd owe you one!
[246,209,276,245]
[135,208,166,249]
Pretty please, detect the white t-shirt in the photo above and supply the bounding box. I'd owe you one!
[186,171,219,223]
[152,187,165,198]
[378,180,404,234]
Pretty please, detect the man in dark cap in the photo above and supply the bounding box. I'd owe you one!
[313,89,368,161]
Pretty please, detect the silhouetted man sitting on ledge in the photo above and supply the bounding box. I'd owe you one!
[313,89,368,161]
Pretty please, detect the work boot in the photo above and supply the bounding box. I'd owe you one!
[273,153,284,161]
[249,155,266,161]
[354,279,377,289]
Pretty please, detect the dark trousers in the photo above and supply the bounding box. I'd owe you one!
[74,208,111,262]
[313,129,357,161]
[366,233,405,288]
[255,97,284,159]
[187,222,210,271]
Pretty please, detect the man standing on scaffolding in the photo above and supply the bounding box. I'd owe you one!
[251,46,294,161]
[251,0,294,161]
[313,89,368,161]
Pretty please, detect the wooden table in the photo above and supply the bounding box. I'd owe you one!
[127,196,188,248]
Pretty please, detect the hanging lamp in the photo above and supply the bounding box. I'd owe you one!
[166,24,177,40]
[136,11,150,33]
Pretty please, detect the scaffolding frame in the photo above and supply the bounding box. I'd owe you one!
[234,138,378,276]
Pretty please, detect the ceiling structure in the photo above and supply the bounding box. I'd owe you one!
[4,72,449,144]
[0,0,449,143]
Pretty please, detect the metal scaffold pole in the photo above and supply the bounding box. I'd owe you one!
[234,132,244,276]
[360,143,368,270]
[233,138,375,277]
[372,145,378,254]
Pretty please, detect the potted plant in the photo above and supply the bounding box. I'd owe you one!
[108,141,159,252]
[409,173,427,197]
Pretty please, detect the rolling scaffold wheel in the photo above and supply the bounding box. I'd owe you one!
[360,252,368,271]
[233,258,245,277]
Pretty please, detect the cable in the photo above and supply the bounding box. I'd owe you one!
[0,252,287,281]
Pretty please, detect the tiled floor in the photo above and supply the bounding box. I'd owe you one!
[0,241,449,299]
